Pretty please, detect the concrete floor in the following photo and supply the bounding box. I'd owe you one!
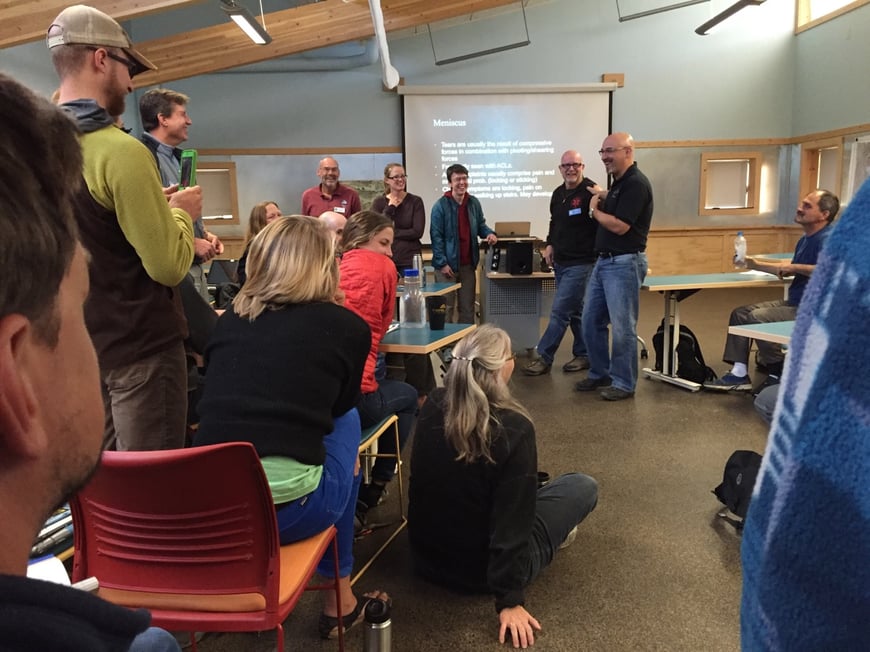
[194,286,781,651]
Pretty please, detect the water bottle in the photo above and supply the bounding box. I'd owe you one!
[363,598,391,652]
[734,231,747,268]
[412,254,425,288]
[399,269,425,328]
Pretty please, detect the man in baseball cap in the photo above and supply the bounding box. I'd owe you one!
[47,4,156,77]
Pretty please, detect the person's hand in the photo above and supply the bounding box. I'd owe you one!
[485,233,498,245]
[387,192,402,207]
[194,237,216,261]
[354,455,361,476]
[440,264,454,279]
[162,183,178,200]
[208,233,225,255]
[588,184,607,203]
[498,606,541,648]
[543,245,554,266]
[169,185,203,220]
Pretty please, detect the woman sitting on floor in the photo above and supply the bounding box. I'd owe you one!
[408,324,598,648]
[194,215,387,639]
[338,210,419,521]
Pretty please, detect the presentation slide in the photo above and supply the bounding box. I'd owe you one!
[402,88,611,242]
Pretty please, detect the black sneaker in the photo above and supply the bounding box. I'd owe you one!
[574,376,612,392]
[358,482,387,509]
[752,374,780,398]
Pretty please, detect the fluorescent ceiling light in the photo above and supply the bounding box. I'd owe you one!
[695,0,766,36]
[221,0,272,45]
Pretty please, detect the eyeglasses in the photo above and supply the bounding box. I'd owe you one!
[598,147,629,156]
[559,163,584,170]
[87,47,139,78]
[388,174,407,180]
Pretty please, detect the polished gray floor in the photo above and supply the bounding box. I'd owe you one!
[195,286,780,651]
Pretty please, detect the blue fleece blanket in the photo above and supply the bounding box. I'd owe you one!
[740,182,870,650]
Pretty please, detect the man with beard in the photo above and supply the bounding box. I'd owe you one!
[301,156,362,218]
[47,4,201,451]
[0,71,179,652]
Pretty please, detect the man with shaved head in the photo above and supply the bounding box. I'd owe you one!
[319,210,347,242]
[301,156,361,218]
[574,133,653,401]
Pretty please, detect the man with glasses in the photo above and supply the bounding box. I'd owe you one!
[301,156,361,217]
[574,133,653,401]
[47,5,202,450]
[430,164,498,324]
[523,150,598,376]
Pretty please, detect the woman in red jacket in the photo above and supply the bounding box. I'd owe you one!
[339,211,418,519]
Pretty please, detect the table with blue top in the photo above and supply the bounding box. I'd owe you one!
[395,281,461,298]
[728,320,794,345]
[380,322,476,387]
[642,272,786,391]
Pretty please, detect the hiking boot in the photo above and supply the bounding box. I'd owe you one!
[522,359,551,376]
[574,376,612,392]
[704,373,752,391]
[600,386,634,401]
[562,356,590,373]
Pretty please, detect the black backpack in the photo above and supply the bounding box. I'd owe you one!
[713,450,763,526]
[652,319,717,384]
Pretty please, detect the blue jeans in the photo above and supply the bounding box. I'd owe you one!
[275,409,361,578]
[582,253,648,392]
[129,627,182,652]
[536,262,593,364]
[357,379,418,482]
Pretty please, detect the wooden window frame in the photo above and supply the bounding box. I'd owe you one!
[197,161,240,225]
[798,136,843,199]
[699,151,762,216]
[795,0,870,33]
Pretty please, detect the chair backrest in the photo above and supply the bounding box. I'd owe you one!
[70,442,280,605]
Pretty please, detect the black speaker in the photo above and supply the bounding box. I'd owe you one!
[506,241,533,275]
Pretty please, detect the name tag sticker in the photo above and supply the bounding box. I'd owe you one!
[334,207,346,214]
[568,208,583,217]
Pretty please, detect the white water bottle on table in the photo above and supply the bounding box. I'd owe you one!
[734,231,747,268]
[399,269,425,328]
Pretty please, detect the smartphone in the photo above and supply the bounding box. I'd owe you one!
[179,149,197,189]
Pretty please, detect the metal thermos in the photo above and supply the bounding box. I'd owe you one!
[412,253,425,287]
[363,598,391,652]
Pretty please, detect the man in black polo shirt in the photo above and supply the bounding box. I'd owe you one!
[574,133,653,401]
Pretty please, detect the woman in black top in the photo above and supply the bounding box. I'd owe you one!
[370,163,425,274]
[408,325,598,647]
[195,215,386,639]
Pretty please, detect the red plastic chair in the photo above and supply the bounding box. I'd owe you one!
[69,442,344,651]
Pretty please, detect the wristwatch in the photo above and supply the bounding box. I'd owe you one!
[589,207,595,219]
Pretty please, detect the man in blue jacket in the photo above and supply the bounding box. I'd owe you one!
[430,164,498,324]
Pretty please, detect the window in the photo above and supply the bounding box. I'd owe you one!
[197,162,240,225]
[799,137,842,200]
[699,152,762,216]
[796,0,870,32]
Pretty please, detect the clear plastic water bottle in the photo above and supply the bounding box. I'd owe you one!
[734,231,747,268]
[363,598,391,652]
[412,254,425,288]
[399,269,425,328]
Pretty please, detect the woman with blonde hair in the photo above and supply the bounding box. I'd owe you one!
[370,162,425,274]
[339,211,418,518]
[195,215,387,639]
[236,200,281,286]
[408,324,598,648]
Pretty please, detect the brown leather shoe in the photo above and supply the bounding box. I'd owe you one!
[562,356,590,373]
[522,359,551,376]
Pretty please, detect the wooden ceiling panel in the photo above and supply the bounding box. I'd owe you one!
[131,0,521,86]
[0,0,203,49]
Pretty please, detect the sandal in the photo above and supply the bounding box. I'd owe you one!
[318,590,391,640]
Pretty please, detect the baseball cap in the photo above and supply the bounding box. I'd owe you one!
[46,4,156,77]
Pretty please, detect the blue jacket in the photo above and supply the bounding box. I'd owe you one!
[430,193,495,270]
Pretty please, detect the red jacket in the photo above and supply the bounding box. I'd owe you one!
[339,248,398,393]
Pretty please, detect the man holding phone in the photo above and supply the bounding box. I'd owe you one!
[140,88,223,301]
[48,5,202,452]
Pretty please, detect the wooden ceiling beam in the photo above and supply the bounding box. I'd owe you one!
[131,0,520,87]
[0,0,203,49]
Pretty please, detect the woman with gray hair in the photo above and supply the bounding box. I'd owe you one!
[408,324,598,648]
